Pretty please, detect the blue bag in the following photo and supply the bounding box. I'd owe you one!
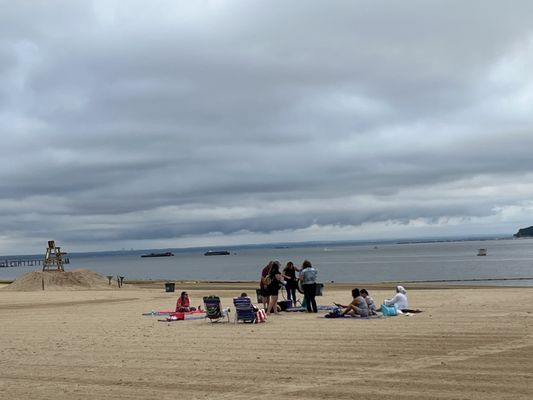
[381,304,397,316]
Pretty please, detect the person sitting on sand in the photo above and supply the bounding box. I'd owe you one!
[335,288,369,317]
[361,288,377,315]
[176,291,196,312]
[384,285,408,310]
[378,286,421,313]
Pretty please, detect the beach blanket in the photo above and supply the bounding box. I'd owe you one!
[143,309,205,317]
[322,310,421,319]
[158,314,206,322]
[286,305,335,312]
[397,310,422,316]
[322,314,382,320]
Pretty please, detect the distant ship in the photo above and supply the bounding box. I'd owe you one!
[204,250,231,256]
[140,252,174,258]
[477,249,487,256]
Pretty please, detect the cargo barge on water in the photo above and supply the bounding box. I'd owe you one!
[204,250,230,256]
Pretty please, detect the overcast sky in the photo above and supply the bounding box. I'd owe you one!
[2,1,533,254]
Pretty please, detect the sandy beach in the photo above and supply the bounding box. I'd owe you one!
[1,278,532,400]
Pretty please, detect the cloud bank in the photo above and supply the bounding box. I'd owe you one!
[2,1,533,253]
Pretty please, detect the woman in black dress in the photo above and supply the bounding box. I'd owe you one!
[266,261,283,314]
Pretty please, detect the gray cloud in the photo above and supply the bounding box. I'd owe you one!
[2,0,533,253]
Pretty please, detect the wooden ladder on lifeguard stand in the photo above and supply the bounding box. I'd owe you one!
[42,240,65,272]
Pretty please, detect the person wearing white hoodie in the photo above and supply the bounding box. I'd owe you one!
[380,286,422,314]
[384,285,409,310]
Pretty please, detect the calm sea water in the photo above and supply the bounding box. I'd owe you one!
[2,239,533,286]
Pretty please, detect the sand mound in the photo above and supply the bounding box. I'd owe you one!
[1,269,118,291]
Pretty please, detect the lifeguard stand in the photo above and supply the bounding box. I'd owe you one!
[42,240,65,272]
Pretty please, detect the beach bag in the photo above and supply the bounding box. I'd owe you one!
[173,311,185,320]
[255,309,267,323]
[381,304,397,316]
[325,307,343,318]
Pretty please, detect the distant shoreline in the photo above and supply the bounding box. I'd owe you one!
[1,233,521,259]
[4,278,532,291]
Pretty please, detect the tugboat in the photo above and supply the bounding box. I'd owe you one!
[140,252,174,258]
[204,250,230,256]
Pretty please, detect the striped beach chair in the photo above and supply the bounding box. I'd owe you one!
[233,296,256,324]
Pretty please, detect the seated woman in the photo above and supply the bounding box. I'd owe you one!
[175,291,196,312]
[361,288,377,315]
[379,286,421,313]
[335,288,369,317]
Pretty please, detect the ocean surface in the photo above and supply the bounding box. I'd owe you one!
[2,238,533,286]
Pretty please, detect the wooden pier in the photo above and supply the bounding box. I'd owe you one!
[0,258,70,268]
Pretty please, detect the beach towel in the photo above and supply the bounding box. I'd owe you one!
[159,316,206,322]
[286,305,335,312]
[158,313,207,322]
[255,309,267,323]
[143,309,205,317]
[322,314,382,320]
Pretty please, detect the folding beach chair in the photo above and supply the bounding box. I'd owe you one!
[233,297,256,324]
[203,295,230,323]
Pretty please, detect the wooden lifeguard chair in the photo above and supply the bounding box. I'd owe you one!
[42,240,65,272]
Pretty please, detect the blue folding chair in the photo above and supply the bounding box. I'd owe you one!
[233,296,256,324]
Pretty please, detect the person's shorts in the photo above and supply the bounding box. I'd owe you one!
[355,307,369,317]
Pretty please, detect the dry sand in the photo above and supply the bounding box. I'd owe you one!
[0,271,532,399]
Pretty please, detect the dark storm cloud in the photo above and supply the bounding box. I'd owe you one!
[2,0,533,252]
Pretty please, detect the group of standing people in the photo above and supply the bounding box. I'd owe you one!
[260,259,318,314]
